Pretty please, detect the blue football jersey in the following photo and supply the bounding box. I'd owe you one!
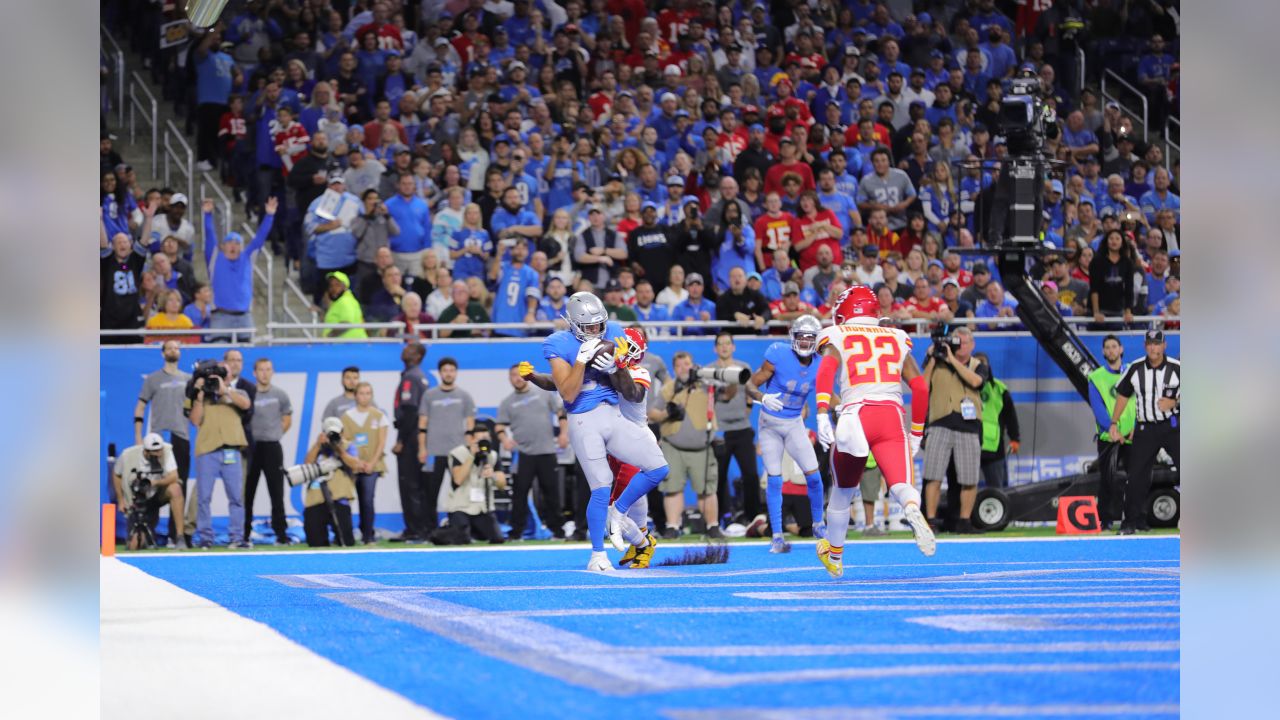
[760,341,818,419]
[542,321,626,415]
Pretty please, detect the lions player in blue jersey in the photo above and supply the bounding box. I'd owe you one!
[749,315,826,553]
[543,292,669,571]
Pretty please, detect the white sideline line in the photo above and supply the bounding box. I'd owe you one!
[292,577,1178,594]
[644,640,1180,657]
[100,558,445,720]
[497,601,1179,618]
[662,702,1180,719]
[118,533,1180,558]
[732,590,1178,600]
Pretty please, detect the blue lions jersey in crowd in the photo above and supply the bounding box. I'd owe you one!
[759,341,819,419]
[542,320,626,415]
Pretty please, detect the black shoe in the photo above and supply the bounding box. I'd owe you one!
[955,519,984,535]
[569,529,588,541]
[705,525,725,540]
[660,526,680,540]
[1136,524,1152,533]
[390,533,418,543]
[1116,526,1136,536]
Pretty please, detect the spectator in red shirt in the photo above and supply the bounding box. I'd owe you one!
[362,99,408,151]
[752,192,802,269]
[866,208,902,257]
[902,277,948,328]
[941,250,974,287]
[763,137,816,195]
[272,106,310,175]
[218,94,250,192]
[793,191,844,272]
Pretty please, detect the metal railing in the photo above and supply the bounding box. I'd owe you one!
[99,327,256,343]
[162,120,195,208]
[127,72,158,177]
[100,25,125,128]
[199,172,233,239]
[1101,69,1149,142]
[1164,116,1180,170]
[1075,46,1086,99]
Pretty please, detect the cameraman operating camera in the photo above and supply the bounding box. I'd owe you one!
[651,351,722,539]
[300,417,359,546]
[185,359,253,549]
[112,433,185,550]
[921,326,990,533]
[441,423,507,544]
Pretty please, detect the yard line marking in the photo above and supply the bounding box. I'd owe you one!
[497,600,1179,617]
[347,558,1180,577]
[644,640,1180,657]
[665,661,1180,689]
[908,613,1182,632]
[321,589,728,696]
[733,590,1179,600]
[262,574,388,589]
[662,702,1180,719]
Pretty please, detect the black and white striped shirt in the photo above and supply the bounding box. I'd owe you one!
[1116,357,1181,423]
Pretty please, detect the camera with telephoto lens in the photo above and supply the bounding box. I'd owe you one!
[931,325,962,360]
[694,365,750,385]
[284,455,342,487]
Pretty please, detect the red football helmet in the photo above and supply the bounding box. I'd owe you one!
[833,285,879,324]
[618,327,647,368]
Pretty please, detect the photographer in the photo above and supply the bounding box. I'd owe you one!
[440,423,507,544]
[921,326,990,533]
[301,417,359,547]
[184,359,253,549]
[112,434,185,550]
[650,352,722,539]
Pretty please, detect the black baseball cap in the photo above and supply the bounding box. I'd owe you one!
[1145,329,1165,344]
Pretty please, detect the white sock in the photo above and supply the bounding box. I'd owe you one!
[889,482,922,512]
[826,483,856,549]
[626,496,649,533]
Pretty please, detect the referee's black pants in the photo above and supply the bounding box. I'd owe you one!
[244,440,288,542]
[1096,438,1128,528]
[396,436,426,538]
[714,428,759,522]
[509,452,562,539]
[1124,419,1180,530]
[422,456,449,532]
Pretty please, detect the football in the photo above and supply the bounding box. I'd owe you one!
[589,341,615,367]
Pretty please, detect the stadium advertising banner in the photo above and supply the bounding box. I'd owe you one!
[101,333,1178,524]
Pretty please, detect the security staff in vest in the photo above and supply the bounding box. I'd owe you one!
[439,421,508,544]
[112,433,186,550]
[301,417,359,546]
[922,326,990,533]
[134,340,193,544]
[1109,329,1180,534]
[417,356,477,533]
[184,360,253,548]
[244,357,293,544]
[392,343,430,542]
[976,351,1021,489]
[1088,334,1137,529]
[496,363,568,540]
[710,332,758,524]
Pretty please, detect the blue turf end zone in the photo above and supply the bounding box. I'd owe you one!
[124,537,1180,719]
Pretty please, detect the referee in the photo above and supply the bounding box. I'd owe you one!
[1108,330,1180,534]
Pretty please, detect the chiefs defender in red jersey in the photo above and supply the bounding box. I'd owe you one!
[812,286,936,578]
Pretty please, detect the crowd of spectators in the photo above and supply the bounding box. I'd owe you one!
[101,0,1182,341]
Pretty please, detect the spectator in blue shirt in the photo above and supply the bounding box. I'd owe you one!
[670,272,717,335]
[450,203,493,283]
[982,27,1017,80]
[816,167,861,244]
[974,280,1020,330]
[100,170,137,240]
[183,283,213,330]
[536,276,569,324]
[204,197,276,337]
[1061,111,1100,161]
[710,203,756,294]
[194,29,238,171]
[969,0,1014,39]
[304,174,361,303]
[865,4,905,40]
[490,238,542,337]
[1137,34,1176,130]
[490,186,543,259]
[1099,175,1141,220]
[1139,167,1180,224]
[384,172,432,276]
[631,279,671,329]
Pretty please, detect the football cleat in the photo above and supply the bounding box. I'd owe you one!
[587,551,612,572]
[629,532,659,569]
[816,539,843,579]
[606,505,627,552]
[903,504,937,557]
[618,543,640,567]
[769,537,792,554]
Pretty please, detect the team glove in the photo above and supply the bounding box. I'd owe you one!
[816,413,834,451]
[590,345,619,373]
[613,335,632,369]
[575,338,604,365]
[517,361,536,379]
[665,402,685,422]
[760,392,784,412]
[909,425,924,458]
